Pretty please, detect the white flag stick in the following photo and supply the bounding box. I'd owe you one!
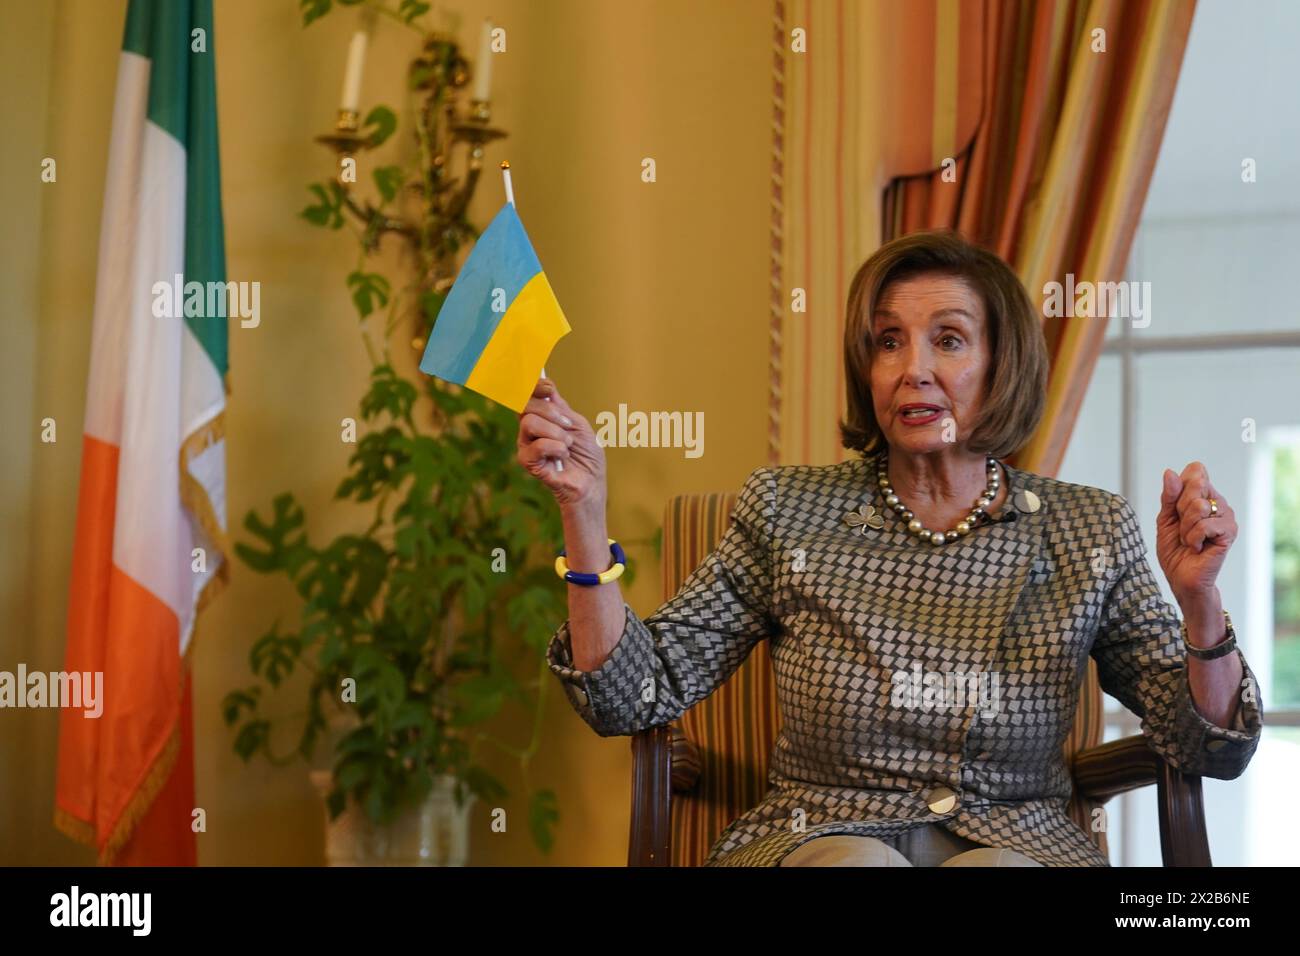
[539,366,562,472]
[502,160,515,206]
[503,161,563,473]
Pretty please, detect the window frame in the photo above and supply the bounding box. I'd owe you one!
[1093,230,1300,864]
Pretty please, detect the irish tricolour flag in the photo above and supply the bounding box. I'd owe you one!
[56,0,227,865]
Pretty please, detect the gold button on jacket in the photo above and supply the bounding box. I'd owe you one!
[925,786,958,814]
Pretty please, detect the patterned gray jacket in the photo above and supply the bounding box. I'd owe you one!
[545,455,1263,866]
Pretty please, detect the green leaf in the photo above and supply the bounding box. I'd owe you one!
[319,630,345,669]
[338,726,382,756]
[238,494,309,575]
[373,165,405,204]
[221,687,261,727]
[460,765,509,805]
[336,756,370,791]
[349,647,405,718]
[233,720,270,761]
[233,541,275,573]
[529,789,559,854]
[345,537,389,610]
[297,553,345,609]
[448,672,509,726]
[363,106,397,149]
[249,623,301,687]
[300,0,331,27]
[301,182,344,229]
[347,270,391,319]
[336,427,408,502]
[399,0,432,23]
[392,701,435,734]
[359,364,417,422]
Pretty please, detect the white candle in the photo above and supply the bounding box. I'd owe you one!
[340,29,368,113]
[473,19,494,101]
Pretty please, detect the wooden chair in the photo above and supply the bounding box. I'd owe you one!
[627,489,1212,867]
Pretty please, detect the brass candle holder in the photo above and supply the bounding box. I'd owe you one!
[313,32,507,347]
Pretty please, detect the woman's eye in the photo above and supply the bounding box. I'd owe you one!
[877,335,898,350]
[939,334,962,349]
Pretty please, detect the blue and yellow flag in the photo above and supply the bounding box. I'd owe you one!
[419,202,571,413]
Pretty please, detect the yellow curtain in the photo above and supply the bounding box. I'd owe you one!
[774,0,986,466]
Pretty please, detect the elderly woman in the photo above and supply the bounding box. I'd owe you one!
[515,230,1263,867]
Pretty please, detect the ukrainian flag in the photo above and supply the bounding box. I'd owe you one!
[419,202,571,413]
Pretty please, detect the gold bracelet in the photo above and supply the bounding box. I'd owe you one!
[1182,609,1238,661]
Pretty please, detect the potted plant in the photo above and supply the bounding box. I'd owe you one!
[223,0,652,864]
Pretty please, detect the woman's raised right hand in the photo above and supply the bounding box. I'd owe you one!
[516,377,607,509]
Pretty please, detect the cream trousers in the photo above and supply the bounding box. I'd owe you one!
[778,823,1045,867]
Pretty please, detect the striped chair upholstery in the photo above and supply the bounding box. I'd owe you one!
[659,489,1110,868]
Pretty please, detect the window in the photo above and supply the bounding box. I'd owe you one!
[1057,0,1300,866]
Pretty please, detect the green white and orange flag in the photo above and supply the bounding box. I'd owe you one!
[56,0,228,865]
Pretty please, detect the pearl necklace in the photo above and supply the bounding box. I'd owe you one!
[875,452,1000,546]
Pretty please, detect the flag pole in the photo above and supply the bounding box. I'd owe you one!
[502,161,563,473]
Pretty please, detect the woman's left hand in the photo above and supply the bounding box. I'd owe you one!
[1155,461,1237,606]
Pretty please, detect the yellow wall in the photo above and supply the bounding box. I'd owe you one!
[0,0,770,865]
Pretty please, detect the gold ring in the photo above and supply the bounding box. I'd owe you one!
[1208,497,1219,516]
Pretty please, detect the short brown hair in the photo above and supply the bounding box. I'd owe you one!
[838,229,1048,460]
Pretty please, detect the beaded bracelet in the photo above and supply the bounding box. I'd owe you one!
[555,538,627,586]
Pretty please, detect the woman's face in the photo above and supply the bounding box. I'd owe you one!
[867,273,991,458]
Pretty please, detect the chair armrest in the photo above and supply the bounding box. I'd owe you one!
[1073,734,1159,801]
[628,726,673,866]
[1072,733,1211,867]
[627,725,702,867]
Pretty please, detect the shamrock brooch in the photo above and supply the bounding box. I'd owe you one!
[843,504,885,534]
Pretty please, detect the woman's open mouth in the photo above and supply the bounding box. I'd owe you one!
[897,403,943,426]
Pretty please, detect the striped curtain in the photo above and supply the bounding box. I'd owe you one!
[774,0,986,467]
[775,0,1196,475]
